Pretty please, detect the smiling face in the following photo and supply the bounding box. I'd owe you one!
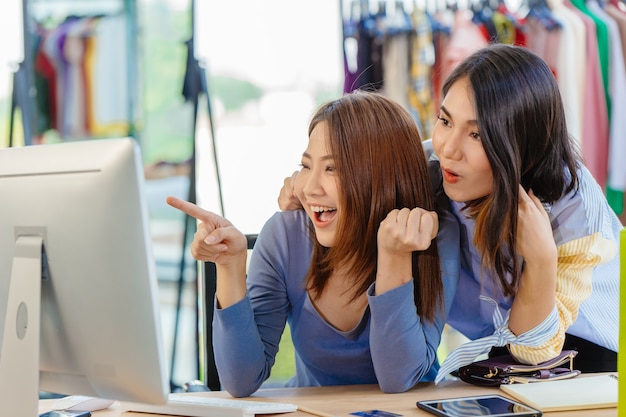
[295,121,340,247]
[431,77,494,203]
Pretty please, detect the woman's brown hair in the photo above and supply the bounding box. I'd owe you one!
[305,90,442,322]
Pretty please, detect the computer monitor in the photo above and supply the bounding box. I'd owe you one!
[0,138,169,415]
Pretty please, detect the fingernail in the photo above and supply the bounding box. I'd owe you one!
[204,235,216,244]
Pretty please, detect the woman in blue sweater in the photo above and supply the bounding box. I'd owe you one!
[167,91,460,397]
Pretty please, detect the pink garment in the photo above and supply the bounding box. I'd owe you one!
[439,10,488,87]
[524,17,562,78]
[565,0,609,187]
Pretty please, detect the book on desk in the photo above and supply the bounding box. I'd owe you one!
[499,374,617,412]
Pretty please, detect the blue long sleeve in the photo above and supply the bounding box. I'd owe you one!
[214,209,460,397]
[369,210,460,392]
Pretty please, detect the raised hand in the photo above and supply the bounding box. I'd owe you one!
[378,207,438,254]
[509,185,557,335]
[165,196,248,266]
[166,196,249,307]
[375,207,438,294]
[516,185,557,266]
[277,170,303,211]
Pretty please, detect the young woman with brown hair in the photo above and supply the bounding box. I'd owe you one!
[167,90,460,397]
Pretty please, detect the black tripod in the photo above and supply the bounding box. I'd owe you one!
[169,33,225,392]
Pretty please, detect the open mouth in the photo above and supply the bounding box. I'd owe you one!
[442,168,460,184]
[311,205,337,223]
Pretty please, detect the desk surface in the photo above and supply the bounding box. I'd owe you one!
[44,375,617,417]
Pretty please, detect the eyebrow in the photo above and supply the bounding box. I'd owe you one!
[301,152,335,161]
[440,105,478,126]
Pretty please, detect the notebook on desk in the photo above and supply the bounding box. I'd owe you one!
[121,393,298,417]
[499,374,617,412]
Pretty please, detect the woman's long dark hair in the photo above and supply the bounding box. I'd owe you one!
[305,91,442,322]
[441,44,579,296]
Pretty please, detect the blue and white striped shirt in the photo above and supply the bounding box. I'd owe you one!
[437,164,620,382]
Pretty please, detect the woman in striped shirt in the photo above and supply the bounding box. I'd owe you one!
[429,44,619,380]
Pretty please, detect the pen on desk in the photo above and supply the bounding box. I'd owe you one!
[297,404,336,417]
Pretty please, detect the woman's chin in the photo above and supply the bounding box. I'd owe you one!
[313,228,335,247]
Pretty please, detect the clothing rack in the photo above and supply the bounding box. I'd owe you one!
[340,0,626,215]
[10,0,139,146]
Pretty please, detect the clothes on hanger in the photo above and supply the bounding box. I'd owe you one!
[32,14,130,140]
[340,0,626,214]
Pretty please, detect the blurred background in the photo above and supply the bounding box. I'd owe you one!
[0,0,343,389]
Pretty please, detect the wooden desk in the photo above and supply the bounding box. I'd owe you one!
[42,376,617,417]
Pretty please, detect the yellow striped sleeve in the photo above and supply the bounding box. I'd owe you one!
[508,232,616,364]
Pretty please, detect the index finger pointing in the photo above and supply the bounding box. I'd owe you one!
[166,196,212,222]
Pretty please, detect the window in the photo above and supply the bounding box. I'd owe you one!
[194,0,343,386]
